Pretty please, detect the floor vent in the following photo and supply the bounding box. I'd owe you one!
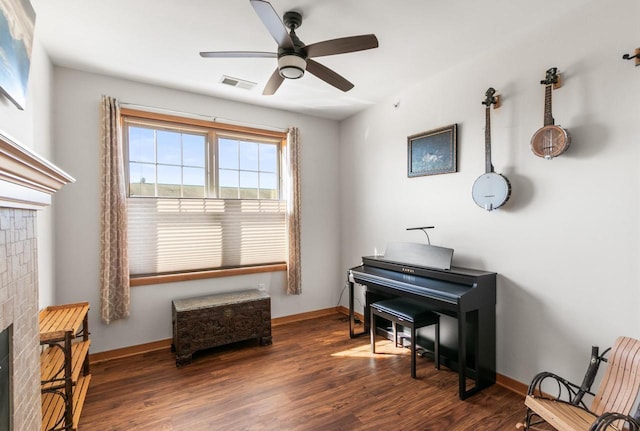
[220,75,257,90]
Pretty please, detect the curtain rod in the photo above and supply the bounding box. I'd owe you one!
[118,101,289,133]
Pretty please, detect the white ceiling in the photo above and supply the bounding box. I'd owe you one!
[31,0,593,121]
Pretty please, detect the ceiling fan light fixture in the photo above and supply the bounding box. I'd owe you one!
[278,54,306,79]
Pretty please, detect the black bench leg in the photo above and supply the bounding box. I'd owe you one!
[435,320,440,370]
[370,306,376,354]
[411,325,417,378]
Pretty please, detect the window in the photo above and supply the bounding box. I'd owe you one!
[122,109,288,279]
[128,125,207,198]
[218,137,279,199]
[125,122,281,200]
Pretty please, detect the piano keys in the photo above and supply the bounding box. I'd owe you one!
[348,243,496,400]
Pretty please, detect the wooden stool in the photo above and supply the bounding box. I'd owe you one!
[370,297,440,378]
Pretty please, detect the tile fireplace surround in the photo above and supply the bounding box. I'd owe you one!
[0,131,73,431]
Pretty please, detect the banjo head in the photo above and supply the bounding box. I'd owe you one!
[472,172,511,211]
[530,125,570,159]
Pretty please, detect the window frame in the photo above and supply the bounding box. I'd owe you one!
[125,120,210,198]
[122,112,284,200]
[120,108,288,286]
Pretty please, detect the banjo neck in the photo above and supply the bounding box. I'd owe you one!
[543,84,555,126]
[484,105,494,173]
[540,67,558,127]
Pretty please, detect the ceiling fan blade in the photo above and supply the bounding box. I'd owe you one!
[306,59,354,92]
[305,34,379,58]
[263,68,285,95]
[199,51,277,58]
[250,0,294,49]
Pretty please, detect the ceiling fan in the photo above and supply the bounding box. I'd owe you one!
[199,0,379,95]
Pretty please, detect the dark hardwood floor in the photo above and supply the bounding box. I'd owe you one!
[80,313,527,430]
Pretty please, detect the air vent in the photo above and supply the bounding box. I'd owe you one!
[219,75,257,90]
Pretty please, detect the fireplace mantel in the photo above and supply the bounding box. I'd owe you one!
[0,130,74,209]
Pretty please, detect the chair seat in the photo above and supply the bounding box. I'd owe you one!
[524,396,617,431]
[370,297,439,327]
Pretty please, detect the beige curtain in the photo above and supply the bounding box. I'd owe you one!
[286,127,301,295]
[100,95,130,323]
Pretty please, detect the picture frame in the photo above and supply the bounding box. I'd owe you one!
[0,0,36,110]
[407,123,457,177]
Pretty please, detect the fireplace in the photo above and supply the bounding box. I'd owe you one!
[0,208,38,431]
[0,131,73,431]
[0,325,10,431]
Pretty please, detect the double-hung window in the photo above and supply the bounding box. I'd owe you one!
[122,109,288,281]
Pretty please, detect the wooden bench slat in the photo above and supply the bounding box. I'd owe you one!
[72,374,92,429]
[524,397,606,431]
[593,337,640,416]
[41,392,66,431]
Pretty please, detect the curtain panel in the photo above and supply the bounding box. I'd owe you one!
[100,95,130,323]
[286,127,301,295]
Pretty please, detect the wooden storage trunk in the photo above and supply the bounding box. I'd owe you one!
[172,289,272,367]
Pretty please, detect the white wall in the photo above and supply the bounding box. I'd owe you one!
[30,39,56,308]
[339,0,640,386]
[51,68,342,353]
[0,34,56,308]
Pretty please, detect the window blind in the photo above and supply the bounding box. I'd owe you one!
[128,198,286,275]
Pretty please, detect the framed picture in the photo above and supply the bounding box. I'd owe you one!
[407,124,457,177]
[0,0,36,110]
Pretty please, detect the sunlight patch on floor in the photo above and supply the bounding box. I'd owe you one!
[331,339,409,358]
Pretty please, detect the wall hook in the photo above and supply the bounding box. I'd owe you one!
[622,48,640,66]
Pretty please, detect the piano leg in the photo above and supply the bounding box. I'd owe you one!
[458,309,484,400]
[349,279,357,338]
[348,279,367,338]
[458,310,467,399]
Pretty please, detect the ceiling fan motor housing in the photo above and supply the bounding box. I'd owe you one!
[278,54,306,79]
[277,11,307,79]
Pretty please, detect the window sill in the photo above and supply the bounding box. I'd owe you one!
[130,263,287,287]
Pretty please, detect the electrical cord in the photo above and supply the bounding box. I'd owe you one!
[337,281,363,323]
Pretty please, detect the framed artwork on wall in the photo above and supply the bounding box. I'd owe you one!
[0,0,36,110]
[407,124,457,177]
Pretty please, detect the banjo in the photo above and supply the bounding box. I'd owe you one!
[530,67,570,159]
[472,87,511,211]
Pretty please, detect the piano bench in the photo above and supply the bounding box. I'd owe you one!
[370,297,440,378]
